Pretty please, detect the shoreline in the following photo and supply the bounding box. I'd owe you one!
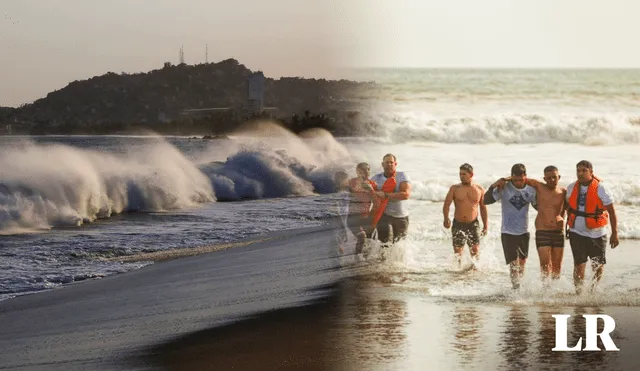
[0,221,351,370]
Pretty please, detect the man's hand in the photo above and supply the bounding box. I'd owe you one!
[443,218,451,229]
[610,231,619,248]
[492,177,508,189]
[481,226,488,237]
[375,191,386,198]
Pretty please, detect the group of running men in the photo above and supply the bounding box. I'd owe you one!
[343,156,619,294]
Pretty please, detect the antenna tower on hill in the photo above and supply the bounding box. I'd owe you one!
[179,46,185,64]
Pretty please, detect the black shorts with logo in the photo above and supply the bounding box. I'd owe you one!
[568,231,607,265]
[501,233,530,265]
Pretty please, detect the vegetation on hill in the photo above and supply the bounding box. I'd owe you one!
[3,59,376,136]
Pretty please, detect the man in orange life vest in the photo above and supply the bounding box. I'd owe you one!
[370,154,412,244]
[566,160,619,294]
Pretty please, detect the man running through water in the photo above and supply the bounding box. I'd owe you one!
[485,164,537,290]
[505,166,567,281]
[370,154,412,244]
[347,162,378,254]
[443,163,488,268]
[565,160,619,294]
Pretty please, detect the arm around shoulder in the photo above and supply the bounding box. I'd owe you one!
[484,185,498,205]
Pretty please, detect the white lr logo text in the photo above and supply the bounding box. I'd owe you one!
[552,314,619,351]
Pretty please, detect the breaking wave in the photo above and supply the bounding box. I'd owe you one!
[364,112,640,145]
[0,124,354,233]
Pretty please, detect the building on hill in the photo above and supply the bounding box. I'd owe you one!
[179,71,278,125]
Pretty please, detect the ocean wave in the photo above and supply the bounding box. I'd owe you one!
[411,178,640,206]
[0,126,355,233]
[0,141,215,232]
[363,112,640,145]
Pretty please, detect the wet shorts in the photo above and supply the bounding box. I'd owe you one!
[452,219,481,248]
[501,233,530,265]
[347,215,373,238]
[569,232,607,266]
[535,229,565,248]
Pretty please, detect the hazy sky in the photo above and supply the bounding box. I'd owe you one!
[359,0,639,69]
[0,0,361,107]
[2,0,638,106]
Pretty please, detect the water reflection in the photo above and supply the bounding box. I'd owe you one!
[337,278,409,368]
[569,306,616,368]
[499,305,532,370]
[450,306,484,367]
[535,307,567,368]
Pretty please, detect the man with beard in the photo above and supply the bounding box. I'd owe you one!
[565,160,619,294]
[370,154,412,244]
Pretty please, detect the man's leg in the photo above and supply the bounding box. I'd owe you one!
[451,221,466,267]
[376,214,391,244]
[468,220,481,265]
[569,232,589,295]
[550,247,564,280]
[390,216,409,243]
[550,230,565,280]
[588,235,607,292]
[517,233,530,280]
[537,246,552,280]
[535,230,552,280]
[502,234,522,289]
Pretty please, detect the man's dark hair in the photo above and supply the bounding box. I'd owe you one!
[460,163,473,173]
[511,163,527,176]
[334,171,348,182]
[382,153,397,162]
[543,165,558,173]
[356,162,369,170]
[576,160,593,170]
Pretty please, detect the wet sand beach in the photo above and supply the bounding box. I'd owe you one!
[2,222,640,370]
[0,224,349,371]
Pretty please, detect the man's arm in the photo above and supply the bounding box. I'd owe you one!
[386,181,411,201]
[597,182,618,248]
[525,178,542,188]
[479,186,488,234]
[561,188,568,216]
[606,203,619,248]
[484,178,505,205]
[443,186,455,228]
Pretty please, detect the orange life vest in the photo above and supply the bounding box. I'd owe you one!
[371,172,397,228]
[566,178,608,229]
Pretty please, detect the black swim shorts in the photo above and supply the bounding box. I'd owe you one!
[452,219,481,248]
[535,229,565,248]
[501,232,530,265]
[568,231,607,266]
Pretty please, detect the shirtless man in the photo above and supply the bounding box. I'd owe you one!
[506,165,566,281]
[443,163,488,267]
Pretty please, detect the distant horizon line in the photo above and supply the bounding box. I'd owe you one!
[346,66,640,70]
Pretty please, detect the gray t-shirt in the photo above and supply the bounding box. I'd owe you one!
[566,181,614,238]
[371,171,411,218]
[492,182,537,235]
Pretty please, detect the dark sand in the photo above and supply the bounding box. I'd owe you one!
[3,221,640,370]
[0,223,351,370]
